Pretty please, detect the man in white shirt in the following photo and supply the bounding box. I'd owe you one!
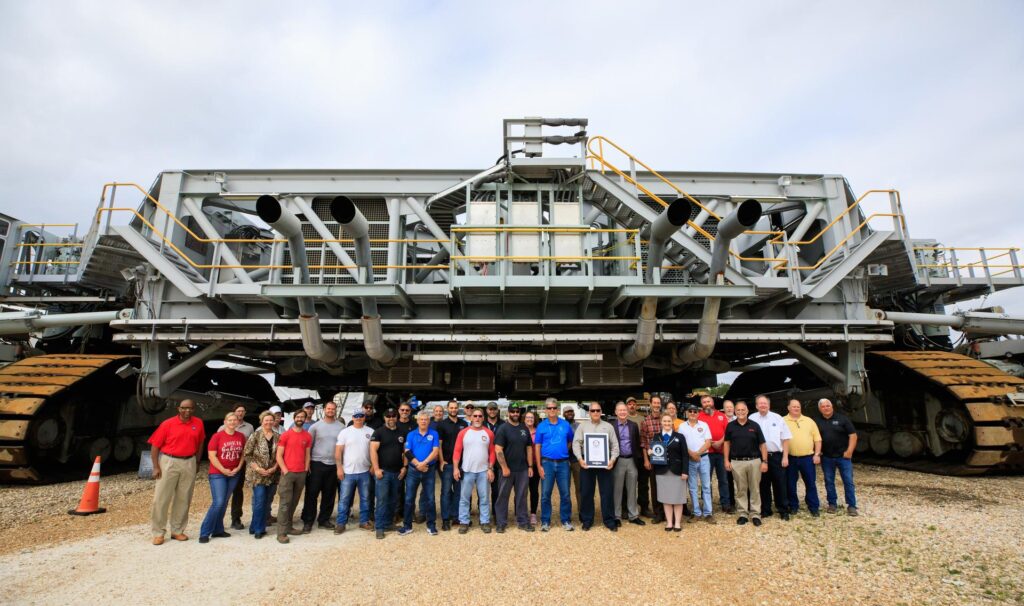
[678,404,715,523]
[749,395,792,520]
[334,409,375,533]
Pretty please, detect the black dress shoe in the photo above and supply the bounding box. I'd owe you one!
[752,518,762,527]
[212,531,231,538]
[737,517,748,525]
[442,520,451,531]
[781,513,791,521]
[607,524,618,532]
[614,519,622,527]
[581,523,592,531]
[230,520,245,531]
[198,536,210,544]
[318,521,335,530]
[254,532,266,539]
[629,518,646,526]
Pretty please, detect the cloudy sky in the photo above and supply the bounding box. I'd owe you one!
[1,1,1021,311]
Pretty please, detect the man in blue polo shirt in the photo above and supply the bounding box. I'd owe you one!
[532,397,575,532]
[400,411,440,536]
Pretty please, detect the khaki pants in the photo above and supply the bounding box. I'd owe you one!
[151,454,198,537]
[732,458,762,520]
[276,471,307,536]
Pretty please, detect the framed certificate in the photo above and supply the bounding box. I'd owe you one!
[649,442,668,466]
[584,433,610,467]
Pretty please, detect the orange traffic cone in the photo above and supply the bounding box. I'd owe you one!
[68,456,107,516]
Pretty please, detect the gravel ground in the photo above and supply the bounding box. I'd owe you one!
[1,465,1022,605]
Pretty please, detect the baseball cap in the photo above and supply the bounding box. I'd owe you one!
[486,402,498,409]
[686,403,700,411]
[352,410,366,418]
[626,396,637,403]
[303,401,316,409]
[269,405,283,414]
[508,404,522,412]
[383,407,398,417]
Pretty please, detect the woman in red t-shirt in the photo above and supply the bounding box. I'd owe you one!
[199,412,246,543]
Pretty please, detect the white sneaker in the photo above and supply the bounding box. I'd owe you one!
[562,522,574,531]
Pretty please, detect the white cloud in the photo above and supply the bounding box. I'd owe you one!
[0,0,1021,311]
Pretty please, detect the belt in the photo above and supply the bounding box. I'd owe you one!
[732,457,758,461]
[160,452,195,460]
[767,451,783,456]
[541,457,567,462]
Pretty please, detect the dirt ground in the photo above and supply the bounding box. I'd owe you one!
[0,464,1022,606]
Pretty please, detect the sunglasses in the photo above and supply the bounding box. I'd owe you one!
[471,414,484,418]
[589,409,602,413]
[385,413,397,418]
[545,406,557,410]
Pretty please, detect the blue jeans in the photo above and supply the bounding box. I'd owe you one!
[250,483,276,535]
[821,456,857,508]
[786,455,820,513]
[200,473,239,538]
[374,470,400,531]
[688,456,712,517]
[540,458,571,525]
[459,470,491,525]
[708,453,732,508]
[440,463,461,522]
[337,472,371,526]
[404,466,437,529]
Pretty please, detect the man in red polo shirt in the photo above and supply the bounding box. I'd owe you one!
[276,408,313,543]
[697,394,733,514]
[149,399,205,545]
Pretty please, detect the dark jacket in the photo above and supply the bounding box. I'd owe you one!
[651,432,687,476]
[610,418,644,463]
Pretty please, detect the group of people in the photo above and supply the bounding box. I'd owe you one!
[146,392,859,545]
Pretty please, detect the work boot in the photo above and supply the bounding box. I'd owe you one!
[277,535,290,544]
[826,505,837,514]
[301,524,313,534]
[318,521,335,530]
[334,525,346,535]
[359,522,373,530]
[442,520,451,531]
[847,507,859,517]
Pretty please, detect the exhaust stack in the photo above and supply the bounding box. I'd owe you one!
[256,195,342,365]
[329,196,399,366]
[674,199,762,365]
[620,198,692,366]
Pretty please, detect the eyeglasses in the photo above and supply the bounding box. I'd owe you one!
[384,414,397,418]
[589,409,602,413]
[471,414,484,418]
[687,410,699,414]
[545,406,557,410]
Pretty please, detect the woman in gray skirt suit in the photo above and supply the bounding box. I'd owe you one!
[650,413,689,531]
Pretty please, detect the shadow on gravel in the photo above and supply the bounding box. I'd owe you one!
[859,481,996,506]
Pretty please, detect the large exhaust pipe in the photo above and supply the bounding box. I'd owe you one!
[329,196,399,366]
[256,195,342,365]
[620,198,692,366]
[674,199,761,366]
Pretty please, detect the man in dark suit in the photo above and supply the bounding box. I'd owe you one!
[610,402,647,527]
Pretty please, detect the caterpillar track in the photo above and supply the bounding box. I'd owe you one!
[869,351,1024,474]
[0,354,137,483]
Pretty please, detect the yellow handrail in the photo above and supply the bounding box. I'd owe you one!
[90,207,446,271]
[585,136,912,272]
[452,255,639,261]
[15,242,85,247]
[98,182,447,244]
